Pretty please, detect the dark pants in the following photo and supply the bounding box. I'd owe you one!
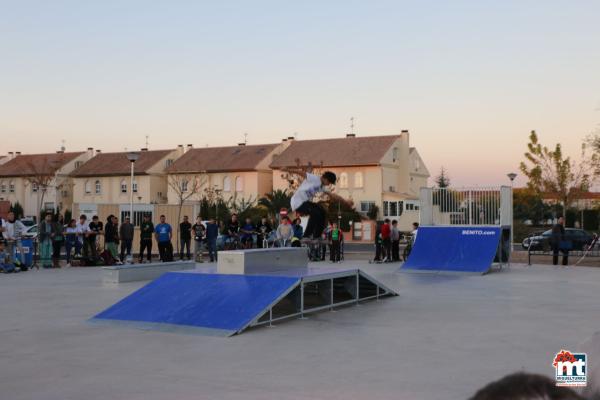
[120,239,133,261]
[83,238,97,260]
[257,235,267,248]
[552,245,569,266]
[392,240,400,262]
[158,241,173,262]
[382,238,391,261]
[65,238,80,264]
[180,238,191,259]
[295,201,327,239]
[207,238,217,262]
[139,239,152,261]
[331,240,341,262]
[52,240,63,261]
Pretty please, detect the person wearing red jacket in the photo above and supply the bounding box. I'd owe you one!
[381,219,392,262]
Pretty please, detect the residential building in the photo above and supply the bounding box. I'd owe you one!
[71,148,181,220]
[0,151,90,218]
[165,142,286,205]
[270,132,429,230]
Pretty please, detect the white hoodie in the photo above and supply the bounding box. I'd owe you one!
[1,219,26,240]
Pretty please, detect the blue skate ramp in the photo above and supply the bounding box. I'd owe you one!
[92,272,299,336]
[402,226,501,274]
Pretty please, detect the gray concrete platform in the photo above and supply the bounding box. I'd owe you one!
[0,263,598,400]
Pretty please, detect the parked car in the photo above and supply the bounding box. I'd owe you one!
[522,228,594,251]
[21,224,38,239]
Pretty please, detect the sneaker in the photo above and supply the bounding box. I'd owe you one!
[66,263,71,268]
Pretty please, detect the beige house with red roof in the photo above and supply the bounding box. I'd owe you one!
[165,142,286,204]
[71,148,182,219]
[0,151,92,218]
[270,132,429,230]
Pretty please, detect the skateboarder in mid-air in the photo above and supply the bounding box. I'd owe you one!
[289,169,351,240]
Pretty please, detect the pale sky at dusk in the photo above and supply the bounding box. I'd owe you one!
[1,1,599,187]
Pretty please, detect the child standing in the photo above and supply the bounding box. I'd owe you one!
[330,222,342,263]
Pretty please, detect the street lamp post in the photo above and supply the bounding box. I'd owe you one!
[127,152,140,236]
[507,173,517,264]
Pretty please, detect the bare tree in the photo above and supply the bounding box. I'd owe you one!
[24,157,62,218]
[168,173,207,254]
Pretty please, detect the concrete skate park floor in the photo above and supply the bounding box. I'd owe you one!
[0,262,598,400]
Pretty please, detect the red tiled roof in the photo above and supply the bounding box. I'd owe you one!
[71,150,173,177]
[0,152,84,177]
[269,135,401,168]
[166,144,278,173]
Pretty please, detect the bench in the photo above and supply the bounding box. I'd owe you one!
[102,261,196,284]
[218,247,307,275]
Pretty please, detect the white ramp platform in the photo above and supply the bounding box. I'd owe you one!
[102,260,195,284]
[217,247,307,275]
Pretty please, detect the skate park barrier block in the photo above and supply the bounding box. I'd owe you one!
[102,260,195,284]
[217,247,307,275]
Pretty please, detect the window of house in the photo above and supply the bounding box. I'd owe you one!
[393,147,398,162]
[390,201,398,216]
[235,176,243,192]
[339,172,348,189]
[9,181,15,193]
[223,176,231,192]
[75,161,83,169]
[0,181,6,193]
[165,159,174,168]
[181,179,189,192]
[360,201,375,213]
[32,182,38,192]
[120,179,127,193]
[354,172,363,188]
[383,201,389,216]
[84,180,91,194]
[95,180,101,194]
[133,181,138,193]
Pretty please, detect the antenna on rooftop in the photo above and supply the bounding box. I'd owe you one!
[350,117,355,135]
[145,135,149,149]
[244,132,248,144]
[294,132,298,139]
[60,139,66,152]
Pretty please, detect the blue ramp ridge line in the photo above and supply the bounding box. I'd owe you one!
[92,272,300,335]
[402,226,501,274]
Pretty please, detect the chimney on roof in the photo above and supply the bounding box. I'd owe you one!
[15,152,21,156]
[86,147,94,159]
[346,133,356,138]
[96,150,101,154]
[141,148,148,152]
[238,143,246,146]
[177,144,184,156]
[282,138,287,142]
[187,144,193,150]
[8,152,14,160]
[56,150,64,154]
[287,136,294,140]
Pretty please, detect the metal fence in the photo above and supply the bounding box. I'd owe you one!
[420,186,512,227]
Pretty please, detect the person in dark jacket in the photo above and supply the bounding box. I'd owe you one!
[139,214,154,263]
[104,215,121,264]
[551,216,569,266]
[119,217,134,262]
[205,218,219,262]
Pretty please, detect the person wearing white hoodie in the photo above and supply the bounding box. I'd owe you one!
[1,212,27,268]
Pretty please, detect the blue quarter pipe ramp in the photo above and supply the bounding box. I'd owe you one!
[92,272,300,336]
[402,226,501,274]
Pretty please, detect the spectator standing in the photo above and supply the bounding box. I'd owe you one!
[51,214,65,268]
[412,222,419,242]
[2,212,27,269]
[76,215,92,262]
[86,215,103,261]
[240,217,255,249]
[256,217,272,248]
[119,217,134,262]
[225,214,240,249]
[391,220,400,262]
[139,214,154,263]
[192,217,206,262]
[381,219,391,262]
[205,218,219,262]
[179,216,192,260]
[330,222,342,262]
[551,216,569,266]
[64,219,80,267]
[155,215,173,262]
[38,213,55,269]
[104,215,121,264]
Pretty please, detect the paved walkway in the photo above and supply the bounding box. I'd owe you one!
[0,263,598,399]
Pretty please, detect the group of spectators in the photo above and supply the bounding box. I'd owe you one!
[375,219,419,263]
